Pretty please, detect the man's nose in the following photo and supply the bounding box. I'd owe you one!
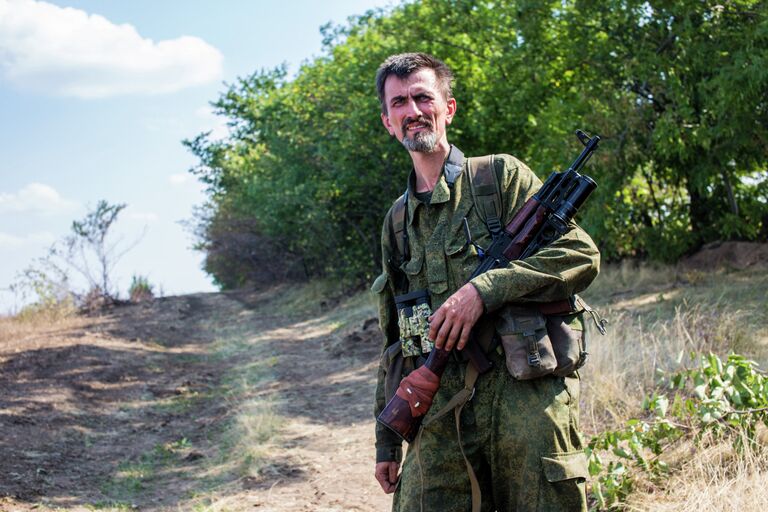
[403,97,422,118]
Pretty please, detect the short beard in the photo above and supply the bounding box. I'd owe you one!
[400,117,438,153]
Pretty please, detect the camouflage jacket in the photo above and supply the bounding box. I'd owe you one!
[372,153,600,463]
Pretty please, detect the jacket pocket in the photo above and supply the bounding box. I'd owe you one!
[371,272,388,294]
[496,307,557,380]
[402,252,423,276]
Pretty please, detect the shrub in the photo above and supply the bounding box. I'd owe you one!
[129,275,155,303]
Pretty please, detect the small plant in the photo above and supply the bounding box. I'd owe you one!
[129,275,154,303]
[10,262,76,320]
[587,352,768,509]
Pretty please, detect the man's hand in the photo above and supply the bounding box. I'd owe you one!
[428,282,484,351]
[375,461,400,493]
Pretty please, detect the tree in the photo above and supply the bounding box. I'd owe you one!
[185,0,768,287]
[12,200,135,311]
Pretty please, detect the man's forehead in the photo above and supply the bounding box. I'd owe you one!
[383,68,440,96]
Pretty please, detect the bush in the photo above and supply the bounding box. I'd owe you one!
[129,275,155,303]
[587,352,768,509]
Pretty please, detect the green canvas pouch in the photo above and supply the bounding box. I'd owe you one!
[547,312,587,377]
[495,306,557,380]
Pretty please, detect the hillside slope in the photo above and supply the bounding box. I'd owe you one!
[0,287,390,511]
[1,243,766,511]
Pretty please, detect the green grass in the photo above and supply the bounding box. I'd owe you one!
[100,438,194,502]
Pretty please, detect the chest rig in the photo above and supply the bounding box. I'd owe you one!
[387,145,504,289]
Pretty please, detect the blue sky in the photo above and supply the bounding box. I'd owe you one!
[0,0,390,312]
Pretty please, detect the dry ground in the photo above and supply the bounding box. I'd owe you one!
[0,288,392,511]
[2,242,766,512]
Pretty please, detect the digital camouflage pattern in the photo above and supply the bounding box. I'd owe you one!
[373,153,599,510]
[398,302,435,357]
[394,350,588,512]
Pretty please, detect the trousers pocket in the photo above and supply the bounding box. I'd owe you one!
[496,307,557,380]
[547,313,588,377]
[538,451,588,511]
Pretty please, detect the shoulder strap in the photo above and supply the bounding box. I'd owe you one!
[444,145,464,187]
[468,155,504,238]
[389,189,409,267]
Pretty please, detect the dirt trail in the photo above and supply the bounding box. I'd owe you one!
[0,289,392,511]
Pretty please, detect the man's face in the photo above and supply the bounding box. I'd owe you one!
[380,68,456,153]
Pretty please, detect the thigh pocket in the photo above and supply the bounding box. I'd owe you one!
[538,451,588,511]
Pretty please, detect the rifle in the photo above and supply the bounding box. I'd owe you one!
[377,130,601,443]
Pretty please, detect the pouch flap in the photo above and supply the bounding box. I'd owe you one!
[541,452,589,483]
[403,254,423,275]
[371,273,388,294]
[496,308,547,335]
[444,237,468,256]
[380,340,402,368]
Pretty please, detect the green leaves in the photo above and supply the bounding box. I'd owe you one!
[588,352,768,509]
[185,0,767,287]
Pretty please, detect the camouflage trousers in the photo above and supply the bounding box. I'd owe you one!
[393,349,588,512]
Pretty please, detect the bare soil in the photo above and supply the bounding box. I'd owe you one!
[678,241,768,272]
[0,289,392,511]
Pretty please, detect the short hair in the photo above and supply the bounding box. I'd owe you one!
[375,53,454,113]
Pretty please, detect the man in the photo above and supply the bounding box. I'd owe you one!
[372,53,600,511]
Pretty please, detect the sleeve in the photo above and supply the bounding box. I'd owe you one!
[469,154,600,313]
[372,208,404,463]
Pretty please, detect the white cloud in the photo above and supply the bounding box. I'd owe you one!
[0,182,79,215]
[0,0,223,98]
[169,173,192,186]
[0,230,56,248]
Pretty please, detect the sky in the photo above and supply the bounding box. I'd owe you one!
[0,0,391,313]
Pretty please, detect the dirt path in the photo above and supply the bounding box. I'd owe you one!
[0,289,392,511]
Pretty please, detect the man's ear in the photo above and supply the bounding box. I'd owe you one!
[381,111,396,137]
[445,97,457,126]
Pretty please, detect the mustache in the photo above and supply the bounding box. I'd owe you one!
[401,116,433,133]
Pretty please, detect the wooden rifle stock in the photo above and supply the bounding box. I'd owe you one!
[376,347,452,443]
[377,131,601,443]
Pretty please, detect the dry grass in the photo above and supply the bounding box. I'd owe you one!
[579,261,768,509]
[625,434,768,511]
[0,305,87,346]
[580,262,767,429]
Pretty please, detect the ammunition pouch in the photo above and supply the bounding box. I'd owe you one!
[496,296,596,380]
[395,289,435,358]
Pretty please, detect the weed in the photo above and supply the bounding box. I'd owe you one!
[86,500,135,511]
[128,275,154,303]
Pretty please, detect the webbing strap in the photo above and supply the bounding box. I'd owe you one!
[390,190,408,265]
[456,396,482,512]
[468,155,504,238]
[418,362,481,512]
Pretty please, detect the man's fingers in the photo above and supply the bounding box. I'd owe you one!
[435,315,454,349]
[429,308,446,347]
[375,462,399,494]
[456,323,472,351]
[375,467,392,493]
[388,462,399,484]
[443,321,464,352]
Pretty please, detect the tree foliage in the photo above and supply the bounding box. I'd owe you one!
[186,0,768,287]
